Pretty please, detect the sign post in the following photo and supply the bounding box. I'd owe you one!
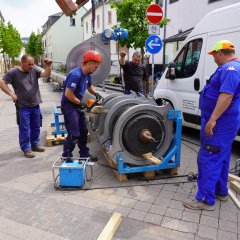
[146,4,163,96]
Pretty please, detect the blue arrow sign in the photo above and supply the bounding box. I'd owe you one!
[146,35,162,54]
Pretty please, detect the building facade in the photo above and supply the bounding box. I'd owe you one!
[42,7,87,71]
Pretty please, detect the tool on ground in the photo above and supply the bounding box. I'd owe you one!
[52,157,94,189]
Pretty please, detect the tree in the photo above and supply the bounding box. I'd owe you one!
[0,21,22,71]
[111,0,170,57]
[26,32,43,63]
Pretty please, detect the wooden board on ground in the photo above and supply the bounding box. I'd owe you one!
[228,173,240,183]
[97,212,122,240]
[228,189,240,209]
[102,148,128,181]
[230,181,240,195]
[166,167,178,175]
[46,124,67,147]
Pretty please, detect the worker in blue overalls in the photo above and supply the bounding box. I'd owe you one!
[61,50,103,162]
[184,40,240,210]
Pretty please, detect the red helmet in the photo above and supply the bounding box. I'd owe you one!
[82,50,102,63]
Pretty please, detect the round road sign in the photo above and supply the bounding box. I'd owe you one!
[146,4,163,24]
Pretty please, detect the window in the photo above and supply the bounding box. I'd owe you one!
[155,0,163,7]
[209,0,221,3]
[86,22,88,33]
[108,11,112,24]
[169,0,178,4]
[173,39,203,78]
[70,16,75,26]
[97,15,100,28]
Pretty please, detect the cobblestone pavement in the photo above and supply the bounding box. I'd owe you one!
[0,78,239,240]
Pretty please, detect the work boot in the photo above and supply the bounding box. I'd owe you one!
[24,151,35,158]
[216,194,228,202]
[32,145,45,152]
[183,199,215,211]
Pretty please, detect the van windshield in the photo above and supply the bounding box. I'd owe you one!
[174,39,203,78]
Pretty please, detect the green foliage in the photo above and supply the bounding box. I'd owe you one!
[0,21,22,57]
[26,32,43,60]
[111,0,170,54]
[57,63,67,73]
[0,21,22,70]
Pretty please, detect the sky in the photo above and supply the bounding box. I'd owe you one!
[0,0,91,37]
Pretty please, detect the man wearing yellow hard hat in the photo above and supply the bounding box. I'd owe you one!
[184,40,240,210]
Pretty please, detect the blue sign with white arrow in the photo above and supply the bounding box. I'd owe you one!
[145,35,162,54]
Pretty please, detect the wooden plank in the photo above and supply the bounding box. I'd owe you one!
[166,167,178,176]
[142,152,162,165]
[102,148,128,182]
[45,124,67,146]
[230,181,240,195]
[97,212,122,240]
[143,171,155,179]
[228,189,240,209]
[228,173,240,183]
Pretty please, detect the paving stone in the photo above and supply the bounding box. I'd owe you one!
[154,196,171,207]
[98,202,117,213]
[158,190,175,199]
[149,204,167,216]
[161,216,180,231]
[165,208,183,220]
[144,213,163,225]
[126,189,143,200]
[219,219,238,234]
[169,199,185,210]
[133,201,152,212]
[182,211,200,223]
[219,210,238,222]
[200,215,218,229]
[162,184,178,192]
[114,205,132,217]
[139,193,157,203]
[128,209,147,221]
[217,230,238,240]
[119,197,137,208]
[197,225,218,240]
[178,220,198,233]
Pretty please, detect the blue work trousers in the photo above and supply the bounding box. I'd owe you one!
[196,112,239,206]
[19,106,41,152]
[124,89,144,97]
[62,103,89,158]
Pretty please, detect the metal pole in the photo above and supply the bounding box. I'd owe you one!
[151,54,154,95]
[102,0,106,92]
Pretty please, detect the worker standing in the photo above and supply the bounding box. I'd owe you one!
[119,50,148,97]
[183,40,240,210]
[61,50,102,162]
[0,54,52,158]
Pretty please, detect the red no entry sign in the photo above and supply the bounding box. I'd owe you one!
[146,4,163,24]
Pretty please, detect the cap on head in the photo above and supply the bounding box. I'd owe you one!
[82,50,102,63]
[208,40,235,55]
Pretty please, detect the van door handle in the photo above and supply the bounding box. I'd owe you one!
[194,78,200,91]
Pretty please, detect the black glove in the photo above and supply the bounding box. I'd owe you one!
[95,93,103,102]
[77,102,86,112]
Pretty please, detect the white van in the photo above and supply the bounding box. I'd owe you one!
[154,3,240,138]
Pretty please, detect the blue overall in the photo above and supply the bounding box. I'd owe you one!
[61,67,92,158]
[196,59,240,206]
[19,105,41,152]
